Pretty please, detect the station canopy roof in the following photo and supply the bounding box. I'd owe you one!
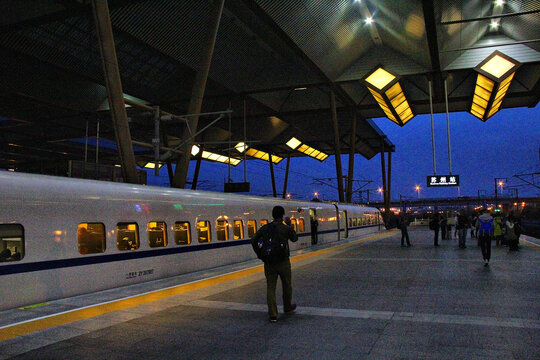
[0,0,538,172]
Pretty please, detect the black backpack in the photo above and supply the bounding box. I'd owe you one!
[253,223,287,263]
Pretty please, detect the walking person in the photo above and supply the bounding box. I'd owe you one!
[398,213,411,247]
[456,210,469,249]
[447,211,455,240]
[440,214,447,240]
[476,210,494,267]
[506,215,519,251]
[430,213,440,246]
[251,205,298,323]
[493,213,504,246]
[514,217,522,250]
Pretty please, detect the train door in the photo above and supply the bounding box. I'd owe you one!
[309,208,318,244]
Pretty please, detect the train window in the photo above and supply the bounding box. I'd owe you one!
[148,221,167,248]
[352,218,357,227]
[116,223,139,251]
[233,220,244,239]
[247,220,257,237]
[0,224,24,262]
[291,218,297,232]
[349,218,352,227]
[197,221,211,243]
[298,218,305,232]
[174,222,191,245]
[78,223,106,255]
[260,219,268,226]
[216,220,229,241]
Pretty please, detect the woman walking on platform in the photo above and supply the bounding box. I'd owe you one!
[476,210,494,267]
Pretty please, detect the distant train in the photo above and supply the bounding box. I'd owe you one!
[0,171,383,311]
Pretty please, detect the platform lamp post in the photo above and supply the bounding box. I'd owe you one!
[494,177,507,206]
[378,187,383,201]
[415,185,421,199]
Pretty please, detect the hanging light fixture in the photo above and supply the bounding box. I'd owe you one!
[362,66,414,126]
[286,137,328,161]
[191,145,241,166]
[235,142,283,164]
[470,50,520,121]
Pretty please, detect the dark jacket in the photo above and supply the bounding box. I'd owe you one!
[251,219,298,260]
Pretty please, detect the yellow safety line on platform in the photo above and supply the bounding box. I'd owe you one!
[0,231,392,342]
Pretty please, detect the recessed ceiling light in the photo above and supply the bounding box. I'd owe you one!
[495,0,505,6]
[490,20,500,29]
[365,16,373,24]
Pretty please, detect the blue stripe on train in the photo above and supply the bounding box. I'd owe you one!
[0,224,380,276]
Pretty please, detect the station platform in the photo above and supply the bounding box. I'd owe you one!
[1,228,540,360]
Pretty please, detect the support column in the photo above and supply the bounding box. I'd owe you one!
[330,90,344,202]
[192,149,203,190]
[161,133,174,186]
[346,110,357,203]
[269,155,277,198]
[282,154,291,199]
[171,0,225,188]
[91,0,138,184]
[380,140,387,221]
[387,150,392,215]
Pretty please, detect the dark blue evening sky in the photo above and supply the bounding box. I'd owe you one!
[146,104,539,201]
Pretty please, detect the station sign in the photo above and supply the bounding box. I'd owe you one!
[224,182,250,193]
[427,175,460,187]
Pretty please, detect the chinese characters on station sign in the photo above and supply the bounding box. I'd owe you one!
[427,175,460,187]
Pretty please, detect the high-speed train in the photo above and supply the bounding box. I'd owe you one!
[0,171,383,311]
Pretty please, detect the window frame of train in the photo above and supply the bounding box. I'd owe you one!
[78,222,106,255]
[116,222,140,251]
[197,220,211,243]
[247,219,257,237]
[233,220,244,240]
[216,219,229,241]
[298,218,305,232]
[174,221,191,245]
[147,221,167,248]
[291,218,297,232]
[0,223,24,262]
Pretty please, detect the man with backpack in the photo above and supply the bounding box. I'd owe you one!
[476,210,494,267]
[251,205,298,323]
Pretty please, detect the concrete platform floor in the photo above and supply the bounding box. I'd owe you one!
[1,228,540,359]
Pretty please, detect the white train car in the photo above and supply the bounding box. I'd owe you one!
[0,172,382,310]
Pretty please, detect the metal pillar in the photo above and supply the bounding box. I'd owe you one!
[282,154,291,199]
[153,106,160,176]
[161,133,174,186]
[192,149,203,190]
[171,0,225,188]
[444,78,452,174]
[429,80,437,174]
[380,141,387,220]
[330,90,344,202]
[346,110,357,203]
[91,0,139,184]
[387,150,392,215]
[269,155,277,197]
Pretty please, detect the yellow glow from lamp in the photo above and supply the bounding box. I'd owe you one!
[480,55,515,79]
[365,68,396,90]
[286,137,302,149]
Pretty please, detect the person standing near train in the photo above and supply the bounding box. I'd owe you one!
[251,205,298,323]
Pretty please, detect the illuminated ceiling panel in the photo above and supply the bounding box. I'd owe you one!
[235,142,283,164]
[286,137,328,162]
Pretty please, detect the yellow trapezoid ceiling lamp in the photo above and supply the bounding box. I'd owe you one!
[362,66,414,126]
[285,137,329,162]
[234,142,283,164]
[191,145,241,166]
[470,50,521,121]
